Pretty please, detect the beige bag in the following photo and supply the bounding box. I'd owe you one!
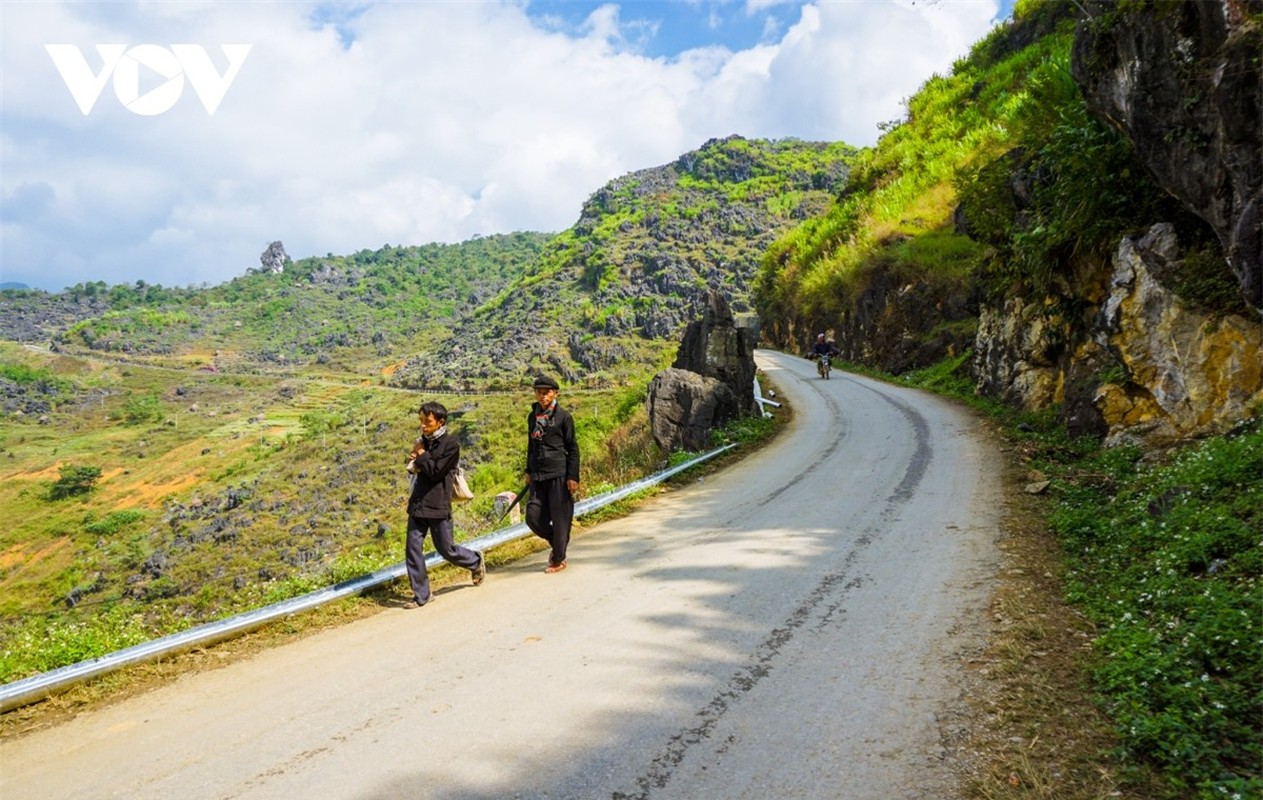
[451,466,474,503]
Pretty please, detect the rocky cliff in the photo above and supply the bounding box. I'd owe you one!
[864,2,1262,447]
[971,1,1262,445]
[1072,0,1262,312]
[975,222,1263,447]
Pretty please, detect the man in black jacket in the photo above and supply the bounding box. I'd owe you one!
[404,401,485,607]
[524,375,580,573]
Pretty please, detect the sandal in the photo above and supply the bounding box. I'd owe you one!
[543,561,567,574]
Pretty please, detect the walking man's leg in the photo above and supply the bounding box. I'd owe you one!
[405,516,432,604]
[526,485,553,547]
[430,517,480,570]
[544,477,572,569]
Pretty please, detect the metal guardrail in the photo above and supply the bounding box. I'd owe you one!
[0,444,738,713]
[753,376,780,417]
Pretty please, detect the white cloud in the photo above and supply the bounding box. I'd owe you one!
[0,0,1000,291]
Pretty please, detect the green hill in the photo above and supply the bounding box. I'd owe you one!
[389,135,854,388]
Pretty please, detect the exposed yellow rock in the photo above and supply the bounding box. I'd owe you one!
[1099,224,1263,446]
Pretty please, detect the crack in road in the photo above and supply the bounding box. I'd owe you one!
[611,378,936,800]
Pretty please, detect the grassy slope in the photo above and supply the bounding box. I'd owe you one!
[0,339,663,682]
[22,232,554,376]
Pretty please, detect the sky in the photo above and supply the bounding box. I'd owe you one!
[0,0,1014,293]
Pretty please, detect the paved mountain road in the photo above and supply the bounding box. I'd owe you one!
[0,349,1004,799]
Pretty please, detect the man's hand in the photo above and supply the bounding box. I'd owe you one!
[567,479,579,498]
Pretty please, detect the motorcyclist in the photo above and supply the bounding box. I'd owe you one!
[812,333,837,359]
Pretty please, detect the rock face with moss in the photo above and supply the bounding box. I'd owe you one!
[970,2,1261,445]
[1072,0,1262,312]
[647,292,756,452]
[1093,224,1263,446]
[975,223,1263,447]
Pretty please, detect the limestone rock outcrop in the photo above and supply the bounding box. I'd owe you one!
[647,292,756,452]
[974,224,1263,447]
[260,241,290,274]
[973,297,1069,412]
[673,292,757,417]
[1094,224,1263,447]
[1072,1,1262,310]
[646,368,739,452]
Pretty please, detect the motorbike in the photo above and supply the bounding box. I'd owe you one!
[816,352,831,380]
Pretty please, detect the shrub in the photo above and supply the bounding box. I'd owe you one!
[49,465,103,500]
[84,510,146,535]
[123,393,163,424]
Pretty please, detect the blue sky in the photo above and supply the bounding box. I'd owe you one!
[526,0,800,56]
[1,1,1013,292]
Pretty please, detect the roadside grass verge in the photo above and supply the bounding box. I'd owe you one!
[870,352,1261,799]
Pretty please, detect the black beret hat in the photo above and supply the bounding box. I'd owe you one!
[532,375,559,390]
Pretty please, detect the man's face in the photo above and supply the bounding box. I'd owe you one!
[419,412,442,436]
[534,387,557,407]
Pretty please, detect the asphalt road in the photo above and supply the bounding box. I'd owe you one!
[0,349,1004,800]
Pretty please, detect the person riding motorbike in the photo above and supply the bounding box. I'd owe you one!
[811,333,838,378]
[812,334,836,359]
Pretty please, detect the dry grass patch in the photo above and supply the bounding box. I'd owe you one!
[961,433,1163,800]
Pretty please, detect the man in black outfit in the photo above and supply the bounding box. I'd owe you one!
[404,401,485,606]
[524,375,580,573]
[812,333,837,358]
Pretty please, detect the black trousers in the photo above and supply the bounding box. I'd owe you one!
[526,476,573,565]
[405,515,481,603]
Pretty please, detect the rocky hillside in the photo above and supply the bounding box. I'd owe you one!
[754,0,1261,448]
[387,136,853,388]
[3,138,851,391]
[0,233,552,376]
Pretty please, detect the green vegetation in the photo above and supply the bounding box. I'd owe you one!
[953,52,1200,302]
[48,465,102,500]
[754,0,1236,351]
[0,338,681,684]
[29,232,553,375]
[1052,420,1261,798]
[890,350,1261,799]
[754,9,1074,338]
[123,393,163,425]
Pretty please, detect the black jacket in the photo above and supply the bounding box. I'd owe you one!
[525,402,579,482]
[407,431,460,518]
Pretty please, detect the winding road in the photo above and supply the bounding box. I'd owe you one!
[0,349,1004,799]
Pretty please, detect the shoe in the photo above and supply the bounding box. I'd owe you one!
[471,554,486,586]
[544,561,567,574]
[401,598,421,609]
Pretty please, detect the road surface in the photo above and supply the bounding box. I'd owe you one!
[0,349,1004,799]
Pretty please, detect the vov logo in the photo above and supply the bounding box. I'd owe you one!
[45,44,252,116]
